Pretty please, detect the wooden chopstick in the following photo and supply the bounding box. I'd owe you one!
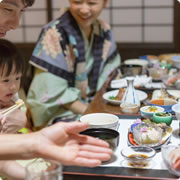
[0,100,24,116]
[0,104,17,115]
[3,103,24,116]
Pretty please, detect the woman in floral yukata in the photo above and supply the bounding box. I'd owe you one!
[27,0,121,128]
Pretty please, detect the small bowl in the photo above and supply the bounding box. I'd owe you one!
[80,128,119,151]
[124,59,149,74]
[133,123,163,146]
[120,64,142,77]
[171,55,180,69]
[79,113,119,130]
[152,112,172,126]
[121,146,156,167]
[140,105,164,119]
[150,98,177,113]
[148,67,168,81]
[161,145,180,176]
[172,103,180,120]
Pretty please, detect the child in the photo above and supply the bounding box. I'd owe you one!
[0,38,27,134]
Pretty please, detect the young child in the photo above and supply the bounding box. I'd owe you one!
[0,38,27,134]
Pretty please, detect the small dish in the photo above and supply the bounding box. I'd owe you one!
[133,123,163,146]
[79,113,119,130]
[152,112,172,126]
[121,146,156,168]
[140,106,164,119]
[150,98,177,113]
[161,145,180,177]
[172,103,180,120]
[120,64,142,77]
[80,128,119,151]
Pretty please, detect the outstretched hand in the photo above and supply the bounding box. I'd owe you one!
[34,122,113,167]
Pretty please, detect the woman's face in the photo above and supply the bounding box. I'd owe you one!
[0,0,24,38]
[69,0,108,32]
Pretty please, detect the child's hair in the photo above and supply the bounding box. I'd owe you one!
[0,39,26,77]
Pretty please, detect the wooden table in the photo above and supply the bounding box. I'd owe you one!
[63,87,179,180]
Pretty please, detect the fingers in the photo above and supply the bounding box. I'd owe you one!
[69,133,110,148]
[64,122,89,134]
[69,157,101,167]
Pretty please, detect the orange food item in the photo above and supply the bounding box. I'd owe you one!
[116,88,125,100]
[173,157,180,170]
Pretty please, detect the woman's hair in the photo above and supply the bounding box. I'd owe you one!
[0,39,26,77]
[23,0,35,7]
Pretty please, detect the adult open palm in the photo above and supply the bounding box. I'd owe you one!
[35,122,112,167]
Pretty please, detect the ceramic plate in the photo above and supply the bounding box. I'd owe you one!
[103,89,147,105]
[152,90,180,102]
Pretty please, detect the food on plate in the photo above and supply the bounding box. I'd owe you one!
[144,106,159,113]
[137,118,172,137]
[109,88,125,100]
[160,88,177,100]
[133,123,162,146]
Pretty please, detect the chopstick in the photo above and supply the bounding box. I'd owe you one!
[0,99,24,116]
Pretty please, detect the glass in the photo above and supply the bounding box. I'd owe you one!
[25,159,63,180]
[120,77,140,113]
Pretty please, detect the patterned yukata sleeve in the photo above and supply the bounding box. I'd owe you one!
[27,71,80,127]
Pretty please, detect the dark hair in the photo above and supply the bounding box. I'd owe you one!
[22,0,35,7]
[0,39,26,77]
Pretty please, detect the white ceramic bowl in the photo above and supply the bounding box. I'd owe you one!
[80,113,119,130]
[171,56,180,69]
[124,59,148,74]
[172,103,180,120]
[140,105,164,119]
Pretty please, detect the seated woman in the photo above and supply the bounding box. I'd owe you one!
[27,0,121,128]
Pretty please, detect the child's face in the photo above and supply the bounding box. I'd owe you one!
[69,0,108,32]
[0,0,25,37]
[0,65,22,104]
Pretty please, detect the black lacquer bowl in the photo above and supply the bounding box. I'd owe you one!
[80,128,119,151]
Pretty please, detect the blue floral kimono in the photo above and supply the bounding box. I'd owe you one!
[27,10,121,127]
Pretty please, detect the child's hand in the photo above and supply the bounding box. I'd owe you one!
[1,109,27,134]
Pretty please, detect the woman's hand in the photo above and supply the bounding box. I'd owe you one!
[34,122,112,167]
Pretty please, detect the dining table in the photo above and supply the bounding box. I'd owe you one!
[63,85,180,180]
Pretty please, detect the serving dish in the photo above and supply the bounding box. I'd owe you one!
[128,119,172,150]
[103,89,147,105]
[152,90,180,102]
[79,113,119,130]
[150,98,177,113]
[140,106,164,119]
[121,146,156,168]
[161,145,180,176]
[80,128,119,151]
[172,103,180,120]
[120,64,142,77]
[133,123,163,146]
[152,112,172,126]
